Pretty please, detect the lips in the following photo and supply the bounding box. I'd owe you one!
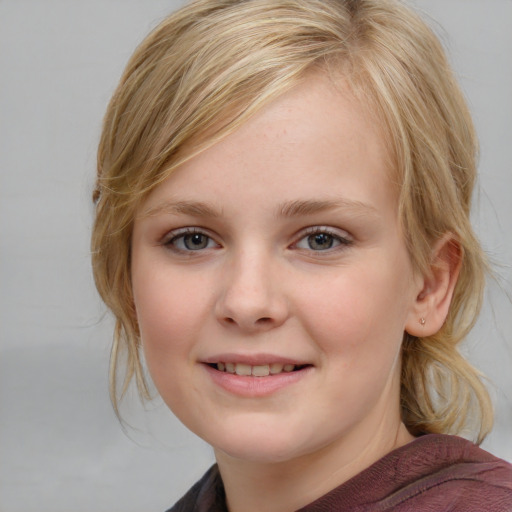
[211,362,308,376]
[201,355,313,396]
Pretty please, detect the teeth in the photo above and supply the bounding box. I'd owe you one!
[252,365,270,377]
[235,363,251,376]
[269,363,284,374]
[215,362,298,376]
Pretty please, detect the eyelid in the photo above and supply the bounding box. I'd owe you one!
[301,225,352,239]
[293,226,353,251]
[161,227,221,252]
[159,225,352,253]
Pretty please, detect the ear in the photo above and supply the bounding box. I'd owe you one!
[405,234,462,337]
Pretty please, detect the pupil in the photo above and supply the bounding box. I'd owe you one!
[309,233,333,250]
[184,233,207,250]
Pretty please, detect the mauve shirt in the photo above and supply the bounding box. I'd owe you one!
[167,434,512,511]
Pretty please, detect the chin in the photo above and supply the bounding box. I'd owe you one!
[204,420,320,464]
[216,441,304,464]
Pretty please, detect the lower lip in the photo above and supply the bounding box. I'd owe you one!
[202,364,312,397]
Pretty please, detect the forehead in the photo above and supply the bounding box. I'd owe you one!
[138,73,397,222]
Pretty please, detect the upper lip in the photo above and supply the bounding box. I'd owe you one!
[200,353,312,366]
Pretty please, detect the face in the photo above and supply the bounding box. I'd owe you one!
[131,74,421,465]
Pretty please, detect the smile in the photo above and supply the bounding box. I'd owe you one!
[210,362,309,376]
[202,358,313,397]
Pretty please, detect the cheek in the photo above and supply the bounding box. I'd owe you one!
[296,259,411,360]
[134,285,204,413]
[132,269,206,376]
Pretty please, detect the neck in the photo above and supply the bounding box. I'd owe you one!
[215,420,414,512]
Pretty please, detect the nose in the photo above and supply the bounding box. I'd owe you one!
[215,247,289,333]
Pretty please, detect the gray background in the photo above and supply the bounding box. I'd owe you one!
[0,1,511,511]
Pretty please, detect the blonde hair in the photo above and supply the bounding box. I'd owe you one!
[92,0,492,441]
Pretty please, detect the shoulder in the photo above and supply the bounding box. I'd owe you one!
[381,434,512,511]
[167,437,512,512]
[301,434,512,512]
[165,465,226,512]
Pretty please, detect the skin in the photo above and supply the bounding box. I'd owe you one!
[131,73,456,512]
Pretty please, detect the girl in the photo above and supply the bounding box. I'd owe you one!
[91,0,512,510]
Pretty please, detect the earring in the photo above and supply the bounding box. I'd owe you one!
[419,317,426,326]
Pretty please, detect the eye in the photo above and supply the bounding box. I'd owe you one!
[295,228,351,251]
[164,229,219,252]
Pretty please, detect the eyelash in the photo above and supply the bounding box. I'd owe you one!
[294,226,352,252]
[161,226,352,254]
[161,227,220,253]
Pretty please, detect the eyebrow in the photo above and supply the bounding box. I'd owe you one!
[277,199,378,218]
[141,198,378,220]
[142,200,223,219]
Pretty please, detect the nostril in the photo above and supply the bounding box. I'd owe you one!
[256,317,272,324]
